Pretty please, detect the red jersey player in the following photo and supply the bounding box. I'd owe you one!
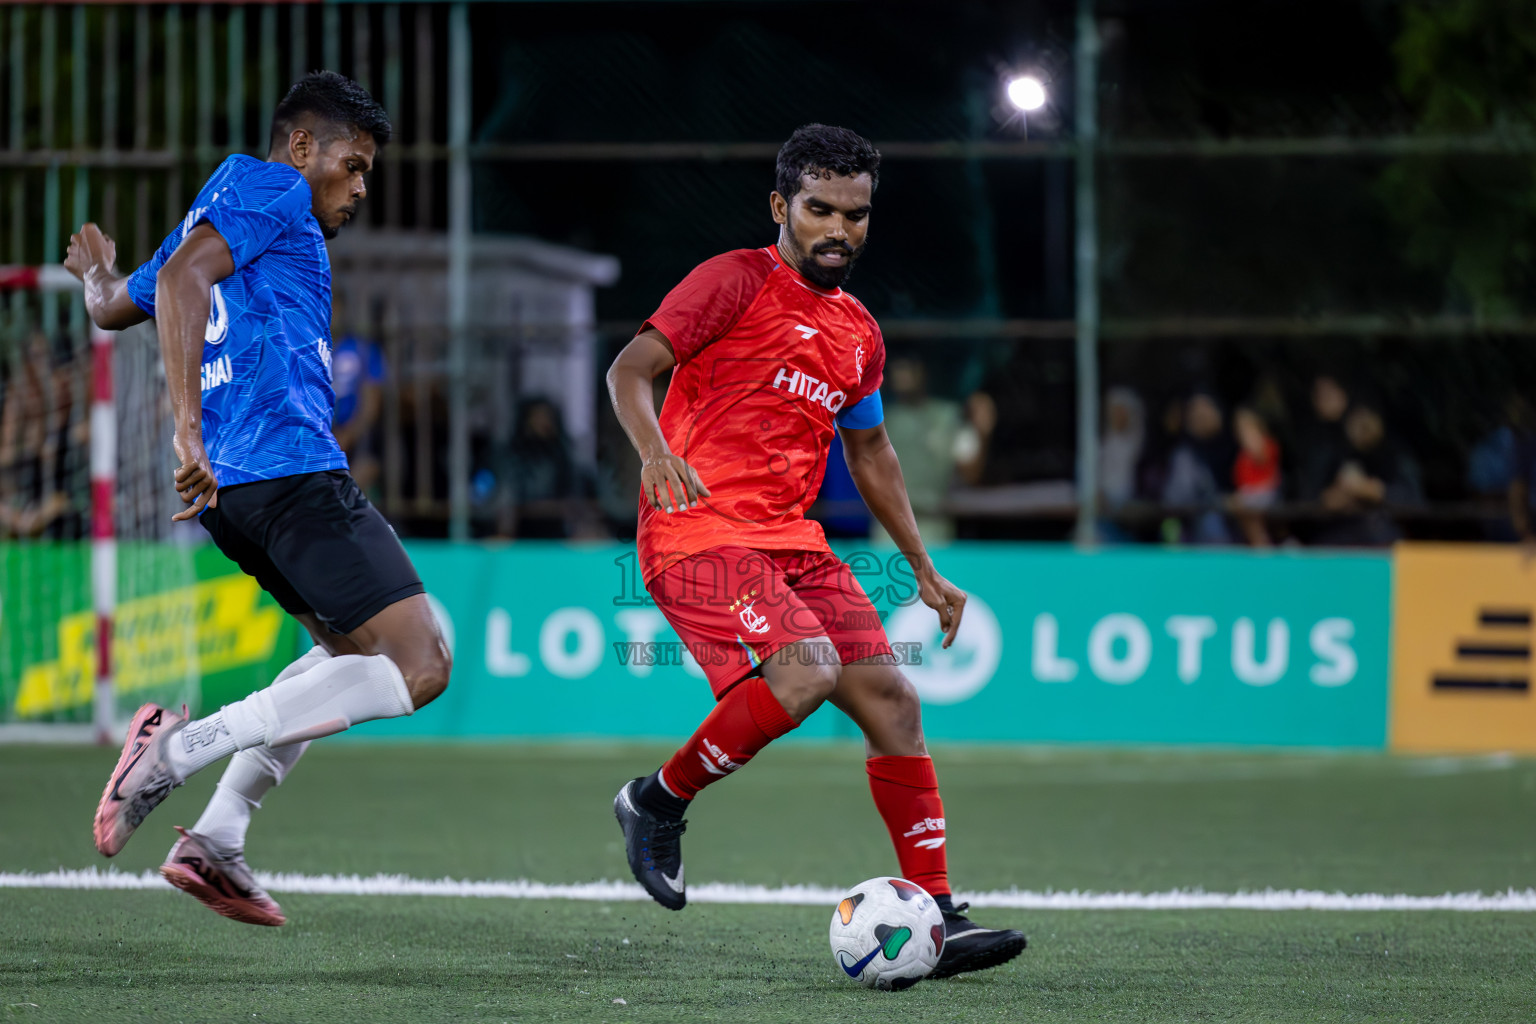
[607,124,1026,980]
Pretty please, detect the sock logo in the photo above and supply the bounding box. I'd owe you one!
[902,817,946,837]
[697,737,745,777]
[182,718,230,753]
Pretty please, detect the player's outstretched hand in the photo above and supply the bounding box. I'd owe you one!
[64,223,117,282]
[171,432,220,521]
[642,453,711,513]
[916,567,967,649]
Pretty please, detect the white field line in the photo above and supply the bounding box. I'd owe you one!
[2,868,1535,911]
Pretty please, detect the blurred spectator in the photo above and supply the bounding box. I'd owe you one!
[1098,387,1144,511]
[1469,394,1532,496]
[1295,373,1351,501]
[330,293,387,493]
[967,347,1074,485]
[1136,396,1184,501]
[1161,391,1236,544]
[954,391,995,486]
[1467,425,1516,498]
[503,396,591,538]
[596,375,667,538]
[1230,405,1281,547]
[0,331,84,540]
[1247,371,1293,450]
[1315,401,1423,546]
[1505,405,1536,550]
[874,358,964,546]
[1094,387,1144,543]
[1469,394,1530,542]
[331,334,385,492]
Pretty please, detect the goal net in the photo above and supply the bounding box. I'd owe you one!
[1,266,199,742]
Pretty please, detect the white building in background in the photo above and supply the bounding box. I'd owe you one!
[327,230,620,523]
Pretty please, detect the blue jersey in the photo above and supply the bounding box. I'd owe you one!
[331,334,386,427]
[128,154,346,487]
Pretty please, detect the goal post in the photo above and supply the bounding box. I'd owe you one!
[90,320,115,746]
[0,265,199,744]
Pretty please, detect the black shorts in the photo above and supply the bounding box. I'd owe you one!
[200,470,424,635]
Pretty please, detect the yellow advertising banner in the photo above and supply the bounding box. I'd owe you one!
[1390,543,1536,753]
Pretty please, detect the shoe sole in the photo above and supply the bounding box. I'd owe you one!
[159,862,286,927]
[93,704,168,857]
[929,932,1028,979]
[613,783,686,911]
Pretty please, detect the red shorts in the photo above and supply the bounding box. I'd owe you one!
[647,545,894,697]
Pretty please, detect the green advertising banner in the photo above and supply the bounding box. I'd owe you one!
[0,543,299,724]
[347,543,1391,748]
[2,540,1390,746]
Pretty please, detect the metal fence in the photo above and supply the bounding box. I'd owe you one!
[5,1,1536,547]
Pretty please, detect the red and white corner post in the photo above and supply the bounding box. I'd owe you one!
[90,324,116,745]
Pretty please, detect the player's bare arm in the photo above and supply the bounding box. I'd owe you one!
[155,221,236,520]
[64,223,150,331]
[840,421,967,649]
[606,327,712,513]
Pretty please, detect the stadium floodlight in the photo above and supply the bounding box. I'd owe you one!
[1006,75,1047,112]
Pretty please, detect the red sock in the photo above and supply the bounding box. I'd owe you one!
[658,677,797,799]
[867,755,950,898]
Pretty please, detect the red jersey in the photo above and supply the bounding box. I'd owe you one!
[637,247,886,581]
[1235,437,1281,493]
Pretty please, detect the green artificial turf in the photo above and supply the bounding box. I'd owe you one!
[2,743,1534,1022]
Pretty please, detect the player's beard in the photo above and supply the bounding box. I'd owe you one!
[320,206,357,240]
[788,235,865,290]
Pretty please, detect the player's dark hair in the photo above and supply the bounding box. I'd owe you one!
[269,71,392,152]
[775,124,880,202]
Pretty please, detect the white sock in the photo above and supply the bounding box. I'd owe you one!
[167,653,413,780]
[187,647,329,852]
[276,646,332,686]
[189,740,309,853]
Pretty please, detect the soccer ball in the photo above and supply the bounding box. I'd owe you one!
[828,876,945,990]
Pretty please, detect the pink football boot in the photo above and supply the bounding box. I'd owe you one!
[93,703,187,857]
[160,826,286,927]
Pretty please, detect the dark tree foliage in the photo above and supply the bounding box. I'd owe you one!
[1378,0,1536,317]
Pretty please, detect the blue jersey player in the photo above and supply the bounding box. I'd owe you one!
[65,72,451,927]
